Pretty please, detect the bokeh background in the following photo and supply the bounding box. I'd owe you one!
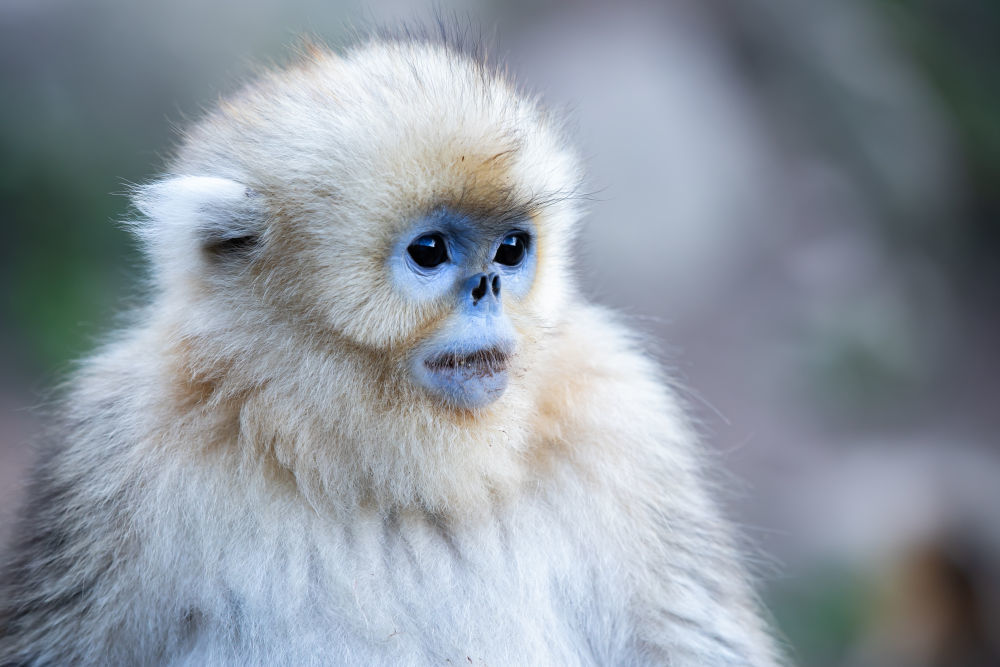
[2,0,998,664]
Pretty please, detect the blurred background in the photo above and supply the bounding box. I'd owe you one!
[1,0,998,663]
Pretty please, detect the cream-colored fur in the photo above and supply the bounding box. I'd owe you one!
[0,36,782,665]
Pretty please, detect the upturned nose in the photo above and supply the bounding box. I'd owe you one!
[466,272,501,307]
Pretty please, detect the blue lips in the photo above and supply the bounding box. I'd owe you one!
[413,343,512,409]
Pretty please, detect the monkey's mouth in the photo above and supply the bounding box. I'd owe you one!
[424,347,510,377]
[414,344,512,409]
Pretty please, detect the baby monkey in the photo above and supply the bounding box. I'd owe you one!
[0,33,781,665]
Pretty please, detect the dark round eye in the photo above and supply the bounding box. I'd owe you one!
[494,233,528,267]
[407,234,448,268]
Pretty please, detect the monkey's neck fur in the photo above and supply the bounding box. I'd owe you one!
[151,302,566,520]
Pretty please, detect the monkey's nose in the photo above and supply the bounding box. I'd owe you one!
[467,272,501,307]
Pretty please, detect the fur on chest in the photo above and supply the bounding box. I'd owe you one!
[168,491,634,665]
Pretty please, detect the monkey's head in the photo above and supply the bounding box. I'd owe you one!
[132,37,583,482]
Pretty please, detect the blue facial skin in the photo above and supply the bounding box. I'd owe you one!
[388,209,536,410]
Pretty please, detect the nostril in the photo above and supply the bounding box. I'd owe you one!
[491,274,501,296]
[471,275,488,303]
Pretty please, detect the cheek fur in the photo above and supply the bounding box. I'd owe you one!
[389,305,454,355]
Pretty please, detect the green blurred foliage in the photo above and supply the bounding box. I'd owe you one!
[768,566,875,667]
[0,110,142,372]
[876,0,1000,269]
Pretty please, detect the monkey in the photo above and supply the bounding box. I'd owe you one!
[0,33,783,666]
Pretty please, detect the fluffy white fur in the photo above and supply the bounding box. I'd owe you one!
[0,36,782,665]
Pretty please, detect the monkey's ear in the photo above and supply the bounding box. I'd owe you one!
[131,176,265,263]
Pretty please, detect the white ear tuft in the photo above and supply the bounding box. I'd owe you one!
[131,176,264,265]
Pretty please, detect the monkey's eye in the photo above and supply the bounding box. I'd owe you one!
[494,233,528,267]
[407,234,448,268]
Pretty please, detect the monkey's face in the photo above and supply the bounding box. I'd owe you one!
[143,42,582,418]
[388,208,537,409]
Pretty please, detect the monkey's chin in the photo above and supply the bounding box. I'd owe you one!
[412,346,511,410]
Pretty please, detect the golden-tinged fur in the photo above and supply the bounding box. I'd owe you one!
[0,35,783,665]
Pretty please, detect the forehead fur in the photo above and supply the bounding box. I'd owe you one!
[172,39,581,240]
